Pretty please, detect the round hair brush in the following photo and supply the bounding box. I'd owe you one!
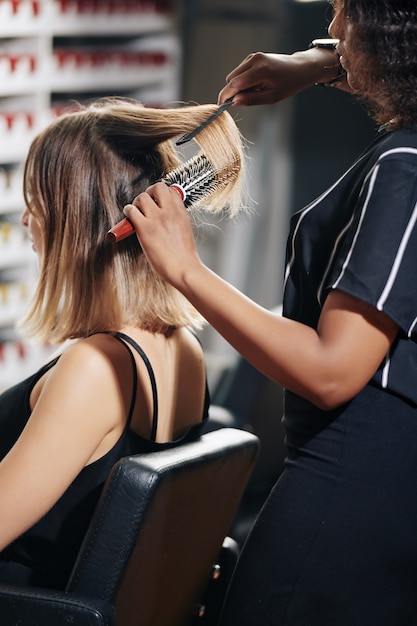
[107,153,240,243]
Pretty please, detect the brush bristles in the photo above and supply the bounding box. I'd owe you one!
[107,151,241,243]
[162,153,240,211]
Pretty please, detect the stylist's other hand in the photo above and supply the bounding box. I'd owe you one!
[124,183,202,291]
[218,48,342,106]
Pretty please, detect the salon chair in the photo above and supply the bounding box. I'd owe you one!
[0,427,259,626]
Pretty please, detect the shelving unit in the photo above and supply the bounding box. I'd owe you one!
[0,0,180,391]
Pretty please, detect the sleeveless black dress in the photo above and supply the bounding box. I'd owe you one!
[0,331,209,589]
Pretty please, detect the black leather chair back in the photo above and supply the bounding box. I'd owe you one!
[65,427,259,626]
[0,428,259,626]
[68,429,258,626]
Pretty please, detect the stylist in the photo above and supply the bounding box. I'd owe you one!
[124,0,417,623]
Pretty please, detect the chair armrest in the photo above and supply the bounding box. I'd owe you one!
[0,585,116,626]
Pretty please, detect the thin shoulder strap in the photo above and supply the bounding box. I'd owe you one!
[111,332,159,441]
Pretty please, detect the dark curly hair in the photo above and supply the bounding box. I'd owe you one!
[332,0,417,129]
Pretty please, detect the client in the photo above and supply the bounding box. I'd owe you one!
[0,96,245,588]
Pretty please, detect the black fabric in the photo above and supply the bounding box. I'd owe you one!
[0,428,259,626]
[66,428,259,620]
[284,128,417,406]
[0,331,209,590]
[219,130,417,625]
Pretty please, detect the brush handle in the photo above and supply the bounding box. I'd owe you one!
[107,185,184,243]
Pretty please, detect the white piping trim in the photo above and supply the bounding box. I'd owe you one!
[378,147,417,160]
[376,199,417,311]
[317,211,355,305]
[381,353,391,389]
[284,144,417,308]
[332,165,380,290]
[408,316,417,338]
[283,159,363,293]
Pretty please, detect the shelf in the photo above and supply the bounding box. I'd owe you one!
[0,337,55,392]
[0,40,179,97]
[0,193,25,215]
[0,0,180,384]
[0,246,35,269]
[0,0,175,37]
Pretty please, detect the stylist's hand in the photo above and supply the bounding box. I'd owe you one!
[124,183,202,290]
[218,48,344,106]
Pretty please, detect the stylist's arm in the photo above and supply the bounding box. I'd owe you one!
[218,46,350,107]
[124,182,396,411]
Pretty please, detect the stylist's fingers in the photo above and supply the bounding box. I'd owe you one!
[218,57,255,104]
[218,75,263,106]
[125,192,151,218]
[225,53,257,84]
[146,181,188,210]
[135,182,172,209]
[218,53,267,104]
[218,83,264,107]
[123,182,198,288]
[125,182,182,220]
[124,182,192,246]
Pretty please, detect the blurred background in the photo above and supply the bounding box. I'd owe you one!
[0,0,376,389]
[0,0,376,534]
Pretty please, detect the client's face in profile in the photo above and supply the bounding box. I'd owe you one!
[21,206,42,257]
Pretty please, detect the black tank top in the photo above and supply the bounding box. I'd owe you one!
[0,331,209,588]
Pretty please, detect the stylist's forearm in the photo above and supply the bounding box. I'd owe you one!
[177,260,322,397]
[124,187,339,404]
[219,47,350,106]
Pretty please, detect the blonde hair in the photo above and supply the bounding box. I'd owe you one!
[20,97,245,343]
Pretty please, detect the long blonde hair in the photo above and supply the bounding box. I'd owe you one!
[20,97,245,343]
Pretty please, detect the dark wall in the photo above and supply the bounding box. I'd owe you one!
[286,1,377,213]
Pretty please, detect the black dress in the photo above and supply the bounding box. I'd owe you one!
[219,129,417,625]
[0,331,209,589]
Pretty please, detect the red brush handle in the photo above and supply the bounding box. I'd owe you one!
[107,184,185,243]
